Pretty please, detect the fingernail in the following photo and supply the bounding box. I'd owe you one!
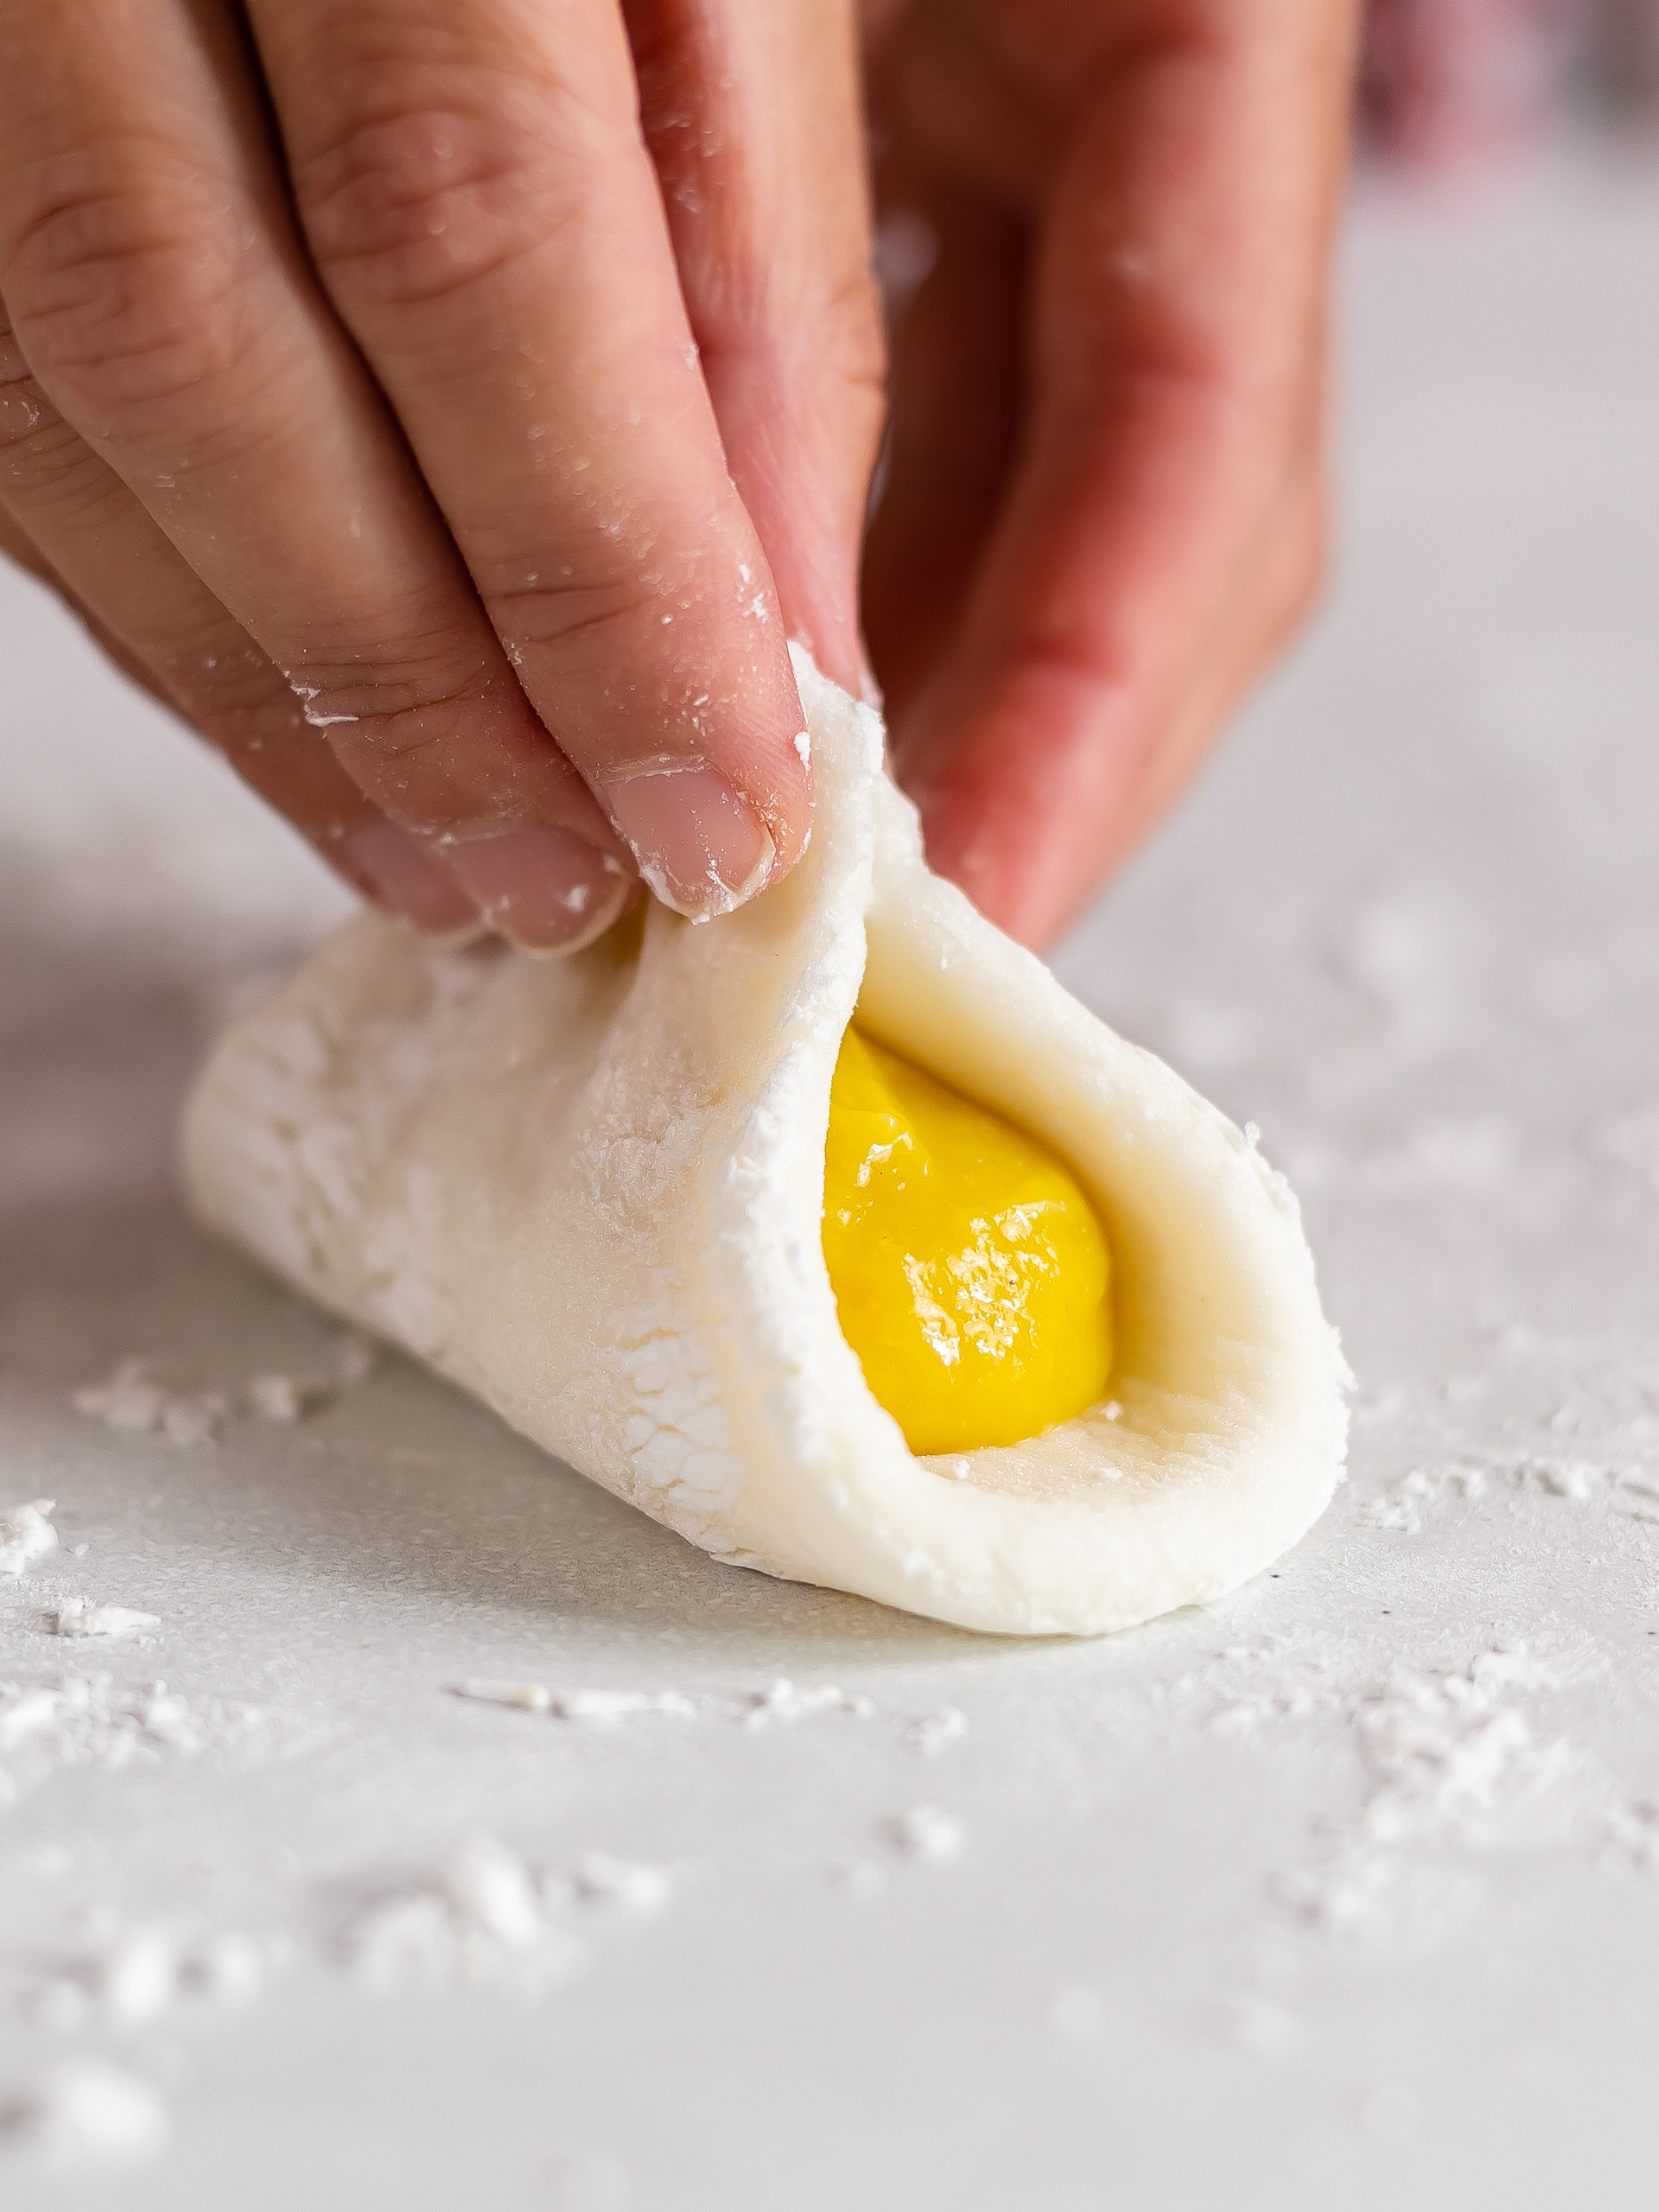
[442,823,635,953]
[345,820,481,936]
[598,760,774,921]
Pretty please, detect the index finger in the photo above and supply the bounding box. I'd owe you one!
[252,0,815,918]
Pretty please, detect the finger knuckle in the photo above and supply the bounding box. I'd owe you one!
[279,644,497,764]
[1,148,264,426]
[0,322,65,453]
[293,76,623,320]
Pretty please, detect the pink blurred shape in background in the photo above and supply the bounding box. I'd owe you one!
[1362,0,1659,168]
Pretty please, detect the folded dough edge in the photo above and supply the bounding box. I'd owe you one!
[179,648,1349,1636]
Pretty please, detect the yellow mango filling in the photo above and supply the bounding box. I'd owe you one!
[821,1026,1113,1456]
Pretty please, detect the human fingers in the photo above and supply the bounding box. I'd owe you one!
[249,0,814,915]
[0,0,639,952]
[626,0,886,696]
[874,0,1359,947]
[0,306,479,931]
[859,175,1025,729]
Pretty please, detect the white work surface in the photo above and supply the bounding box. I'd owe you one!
[3,157,1659,2209]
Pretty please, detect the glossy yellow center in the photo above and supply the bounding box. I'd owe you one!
[821,1026,1113,1456]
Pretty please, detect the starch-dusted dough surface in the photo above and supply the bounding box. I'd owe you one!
[179,650,1349,1636]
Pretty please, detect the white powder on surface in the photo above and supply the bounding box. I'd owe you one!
[0,1675,311,1801]
[741,1679,875,1728]
[39,1923,296,2033]
[1200,1632,1647,1975]
[49,1600,161,1642]
[185,1930,281,2008]
[246,1372,322,1423]
[1367,1449,1659,1532]
[92,1923,180,2027]
[892,1805,966,1865]
[906,1707,968,1755]
[72,1337,377,1444]
[449,1677,880,1730]
[564,1853,676,1919]
[0,1498,56,1578]
[451,1682,698,1723]
[3,2059,171,2169]
[345,1835,683,1997]
[346,1835,585,1996]
[1364,1462,1488,1534]
[73,1359,226,1446]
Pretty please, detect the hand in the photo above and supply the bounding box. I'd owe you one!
[862,0,1360,945]
[0,0,884,949]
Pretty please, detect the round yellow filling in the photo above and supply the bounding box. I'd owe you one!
[821,1026,1113,1456]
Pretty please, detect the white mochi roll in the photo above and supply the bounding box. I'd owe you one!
[179,647,1349,1637]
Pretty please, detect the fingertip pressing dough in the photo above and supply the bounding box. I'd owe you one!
[179,646,1349,1637]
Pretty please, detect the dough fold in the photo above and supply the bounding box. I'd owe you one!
[180,650,1348,1636]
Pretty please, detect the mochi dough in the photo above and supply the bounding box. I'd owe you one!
[179,647,1349,1637]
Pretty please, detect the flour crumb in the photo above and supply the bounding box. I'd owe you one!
[346,1835,583,1995]
[0,1500,56,1579]
[73,1359,226,1446]
[94,1924,180,2027]
[742,1679,874,1728]
[1364,1462,1487,1534]
[183,1930,275,2008]
[0,1675,294,1783]
[906,1707,968,1755]
[50,1601,160,1642]
[161,1395,224,1446]
[451,1682,697,1723]
[567,1853,676,1919]
[892,1804,966,1865]
[3,2059,171,2169]
[246,1372,324,1423]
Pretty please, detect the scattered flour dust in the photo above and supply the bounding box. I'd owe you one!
[35,1920,292,2033]
[73,1360,227,1446]
[452,1682,697,1723]
[49,1600,160,1642]
[892,1805,967,1865]
[3,2059,171,2170]
[1193,1627,1656,1991]
[0,1500,56,1578]
[346,1834,678,1997]
[1274,1643,1612,1952]
[1356,1322,1659,1535]
[0,1675,317,1806]
[449,1677,882,1729]
[741,1679,874,1728]
[907,1707,969,1755]
[1366,1450,1659,1533]
[73,1332,378,1445]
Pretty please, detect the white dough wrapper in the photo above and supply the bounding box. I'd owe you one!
[180,648,1349,1637]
